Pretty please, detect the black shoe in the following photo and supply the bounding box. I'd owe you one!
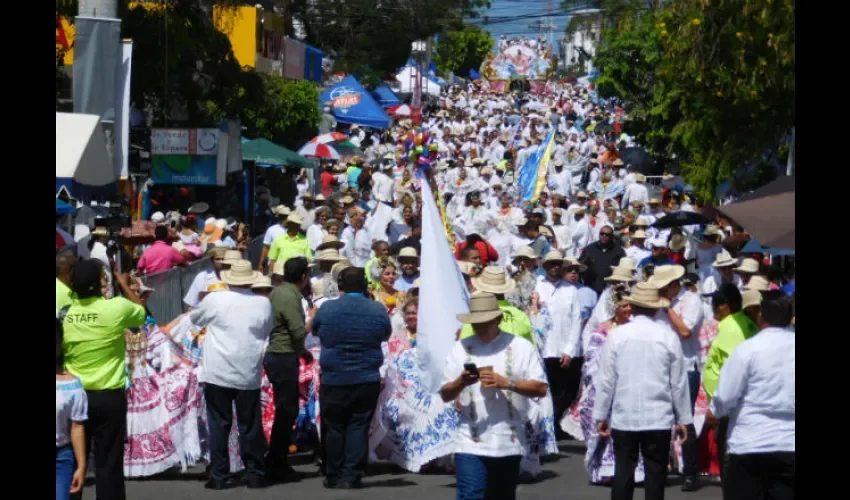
[339,480,363,489]
[246,476,268,489]
[323,478,339,489]
[204,479,228,490]
[681,475,700,492]
[267,465,300,483]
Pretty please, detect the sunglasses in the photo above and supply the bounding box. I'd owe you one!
[565,266,581,273]
[599,232,614,237]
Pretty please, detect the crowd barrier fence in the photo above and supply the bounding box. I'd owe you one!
[141,237,264,324]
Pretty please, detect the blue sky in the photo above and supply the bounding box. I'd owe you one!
[472,0,574,55]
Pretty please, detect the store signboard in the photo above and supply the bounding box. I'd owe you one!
[150,128,221,185]
[151,128,219,156]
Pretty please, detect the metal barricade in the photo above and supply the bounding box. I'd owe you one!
[140,237,263,324]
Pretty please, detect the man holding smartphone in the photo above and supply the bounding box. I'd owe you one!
[440,292,549,500]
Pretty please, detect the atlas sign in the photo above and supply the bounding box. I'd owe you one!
[330,87,361,109]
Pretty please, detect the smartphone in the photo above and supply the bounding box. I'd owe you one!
[463,363,479,376]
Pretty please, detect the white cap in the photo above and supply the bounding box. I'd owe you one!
[151,211,165,223]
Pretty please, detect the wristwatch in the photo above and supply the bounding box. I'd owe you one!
[508,380,517,392]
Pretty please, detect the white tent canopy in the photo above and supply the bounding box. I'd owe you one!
[56,112,115,186]
[395,66,441,96]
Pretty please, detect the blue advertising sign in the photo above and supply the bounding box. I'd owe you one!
[151,155,217,185]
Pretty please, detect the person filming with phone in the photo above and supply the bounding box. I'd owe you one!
[440,292,548,500]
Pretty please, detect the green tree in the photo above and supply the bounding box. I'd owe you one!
[435,25,495,77]
[590,0,794,199]
[208,74,321,150]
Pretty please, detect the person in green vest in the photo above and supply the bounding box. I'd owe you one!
[460,265,534,345]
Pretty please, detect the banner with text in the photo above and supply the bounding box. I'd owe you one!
[150,128,222,186]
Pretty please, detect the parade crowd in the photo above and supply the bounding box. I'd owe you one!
[56,81,795,500]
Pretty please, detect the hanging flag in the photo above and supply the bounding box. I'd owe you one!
[416,175,470,393]
[518,128,556,205]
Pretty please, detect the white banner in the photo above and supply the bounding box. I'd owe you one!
[416,177,469,393]
[114,40,132,179]
[151,129,219,156]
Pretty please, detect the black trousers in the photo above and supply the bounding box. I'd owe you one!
[717,417,730,478]
[320,381,381,484]
[545,357,584,437]
[723,452,795,500]
[679,370,700,476]
[204,383,266,482]
[263,352,301,471]
[71,389,127,500]
[611,429,671,500]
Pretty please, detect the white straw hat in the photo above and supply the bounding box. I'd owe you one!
[542,250,565,264]
[456,292,504,324]
[562,256,587,273]
[713,251,738,268]
[626,282,671,309]
[735,258,760,274]
[742,289,763,309]
[398,247,419,260]
[251,276,273,290]
[512,246,536,261]
[471,266,516,294]
[221,260,262,286]
[316,235,345,251]
[605,266,635,283]
[744,275,770,292]
[222,250,243,265]
[647,265,685,288]
[314,248,342,262]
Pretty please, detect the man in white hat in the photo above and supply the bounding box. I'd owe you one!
[581,259,638,350]
[649,265,705,491]
[638,238,675,272]
[259,205,291,271]
[183,246,229,309]
[547,158,573,197]
[340,207,372,267]
[459,266,533,344]
[394,247,420,292]
[189,260,273,490]
[625,228,651,264]
[621,172,649,210]
[440,292,548,500]
[593,282,691,500]
[533,250,583,430]
[700,250,744,320]
[268,213,312,273]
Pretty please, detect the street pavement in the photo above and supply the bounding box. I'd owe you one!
[85,441,723,500]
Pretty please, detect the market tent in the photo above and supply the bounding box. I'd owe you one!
[56,112,115,194]
[719,176,795,250]
[371,84,403,108]
[320,75,392,129]
[395,65,442,96]
[242,138,313,169]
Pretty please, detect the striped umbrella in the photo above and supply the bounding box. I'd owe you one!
[298,142,341,160]
[388,104,413,116]
[309,132,348,144]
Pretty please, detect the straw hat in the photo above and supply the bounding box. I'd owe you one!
[635,174,647,183]
[735,258,760,274]
[648,265,685,288]
[314,248,342,262]
[398,247,419,260]
[91,226,109,237]
[188,202,210,214]
[251,276,273,290]
[512,246,536,261]
[616,257,637,271]
[626,282,671,309]
[744,275,770,292]
[514,217,529,226]
[712,251,738,268]
[742,289,762,309]
[458,261,477,276]
[222,250,243,265]
[648,238,667,249]
[632,229,648,239]
[340,195,355,204]
[630,199,645,207]
[573,207,587,215]
[576,191,588,199]
[331,260,352,281]
[472,266,516,294]
[605,266,636,283]
[562,256,587,273]
[649,198,661,205]
[272,205,290,216]
[285,213,304,226]
[456,292,504,324]
[538,226,553,238]
[316,235,345,251]
[542,250,565,264]
[669,234,687,252]
[221,260,262,286]
[634,216,650,227]
[703,225,720,237]
[612,159,624,166]
[315,194,326,202]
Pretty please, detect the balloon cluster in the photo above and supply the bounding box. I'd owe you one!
[398,127,439,171]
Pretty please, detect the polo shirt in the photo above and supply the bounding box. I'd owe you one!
[56,278,74,316]
[702,311,759,400]
[137,240,185,275]
[268,233,312,265]
[460,300,534,345]
[63,297,146,390]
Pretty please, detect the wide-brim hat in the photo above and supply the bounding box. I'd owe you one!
[187,202,210,214]
[634,216,650,227]
[647,264,685,288]
[458,261,478,276]
[317,235,345,251]
[542,250,564,264]
[562,256,587,273]
[712,251,738,268]
[221,260,262,286]
[314,248,342,262]
[669,234,687,252]
[285,213,304,226]
[703,225,720,237]
[734,258,760,274]
[605,266,635,283]
[626,282,671,309]
[456,292,504,324]
[398,247,419,260]
[251,276,273,290]
[91,226,109,237]
[742,289,762,309]
[744,275,770,292]
[471,266,516,294]
[512,246,536,261]
[272,205,290,216]
[222,249,244,265]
